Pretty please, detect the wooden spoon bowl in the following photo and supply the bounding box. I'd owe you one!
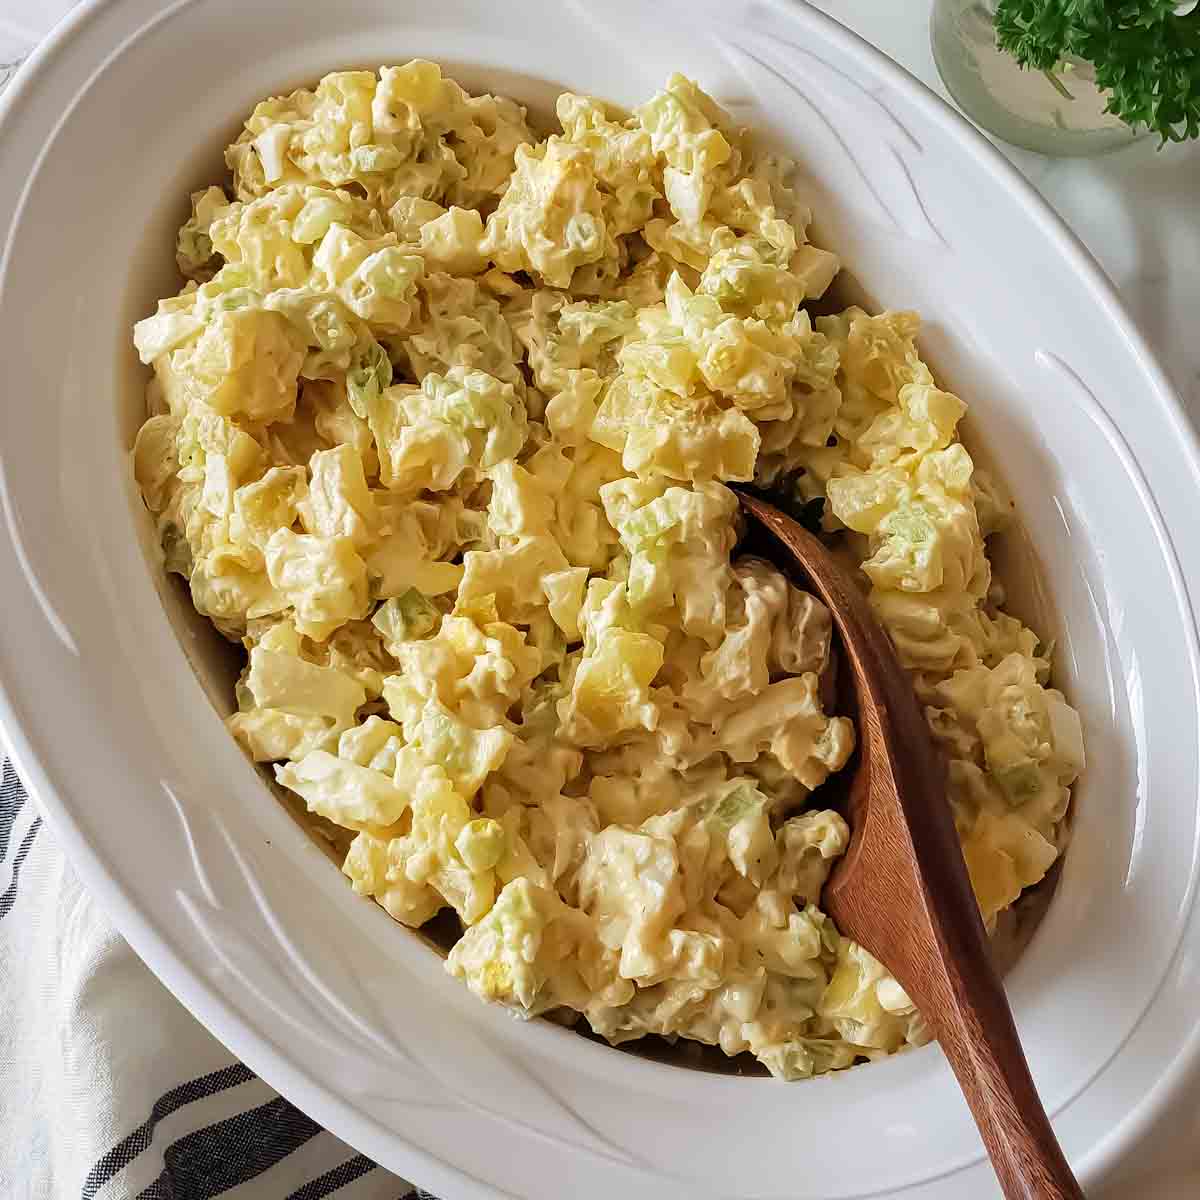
[739,493,1083,1200]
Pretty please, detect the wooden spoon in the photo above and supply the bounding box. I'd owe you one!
[739,493,1083,1200]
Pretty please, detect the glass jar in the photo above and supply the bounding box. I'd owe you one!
[930,0,1143,156]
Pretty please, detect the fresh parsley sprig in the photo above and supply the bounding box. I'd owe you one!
[993,0,1200,142]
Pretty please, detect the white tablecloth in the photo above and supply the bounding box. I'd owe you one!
[3,1,1199,1196]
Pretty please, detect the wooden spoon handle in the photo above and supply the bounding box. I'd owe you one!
[856,634,1086,1197]
[735,497,1083,1198]
[929,960,1085,1199]
[851,608,1086,1198]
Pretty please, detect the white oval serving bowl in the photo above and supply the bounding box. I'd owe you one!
[1,1,1199,1197]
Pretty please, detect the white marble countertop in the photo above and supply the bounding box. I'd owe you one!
[3,0,1198,1194]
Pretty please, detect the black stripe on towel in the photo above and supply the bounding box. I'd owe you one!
[0,758,26,863]
[0,815,41,921]
[134,1095,322,1199]
[81,1064,255,1198]
[285,1152,377,1199]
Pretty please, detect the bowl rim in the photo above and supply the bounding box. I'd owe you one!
[1,0,1199,1196]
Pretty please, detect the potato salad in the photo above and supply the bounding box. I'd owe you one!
[132,63,1084,1079]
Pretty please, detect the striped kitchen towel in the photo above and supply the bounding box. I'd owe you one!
[0,17,441,1196]
[0,756,436,1200]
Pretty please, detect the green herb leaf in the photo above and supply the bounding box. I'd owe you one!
[994,0,1200,143]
